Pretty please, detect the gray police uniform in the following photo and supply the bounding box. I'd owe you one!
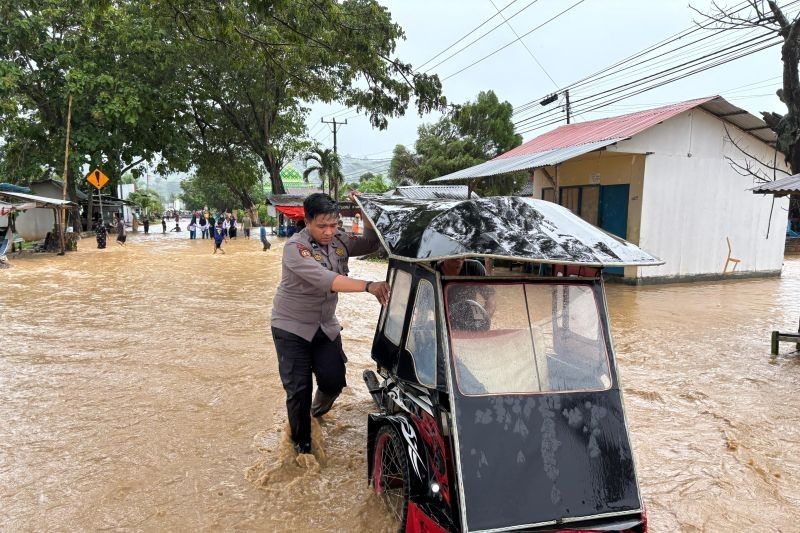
[271,226,379,451]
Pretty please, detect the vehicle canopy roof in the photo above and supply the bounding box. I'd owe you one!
[356,195,662,267]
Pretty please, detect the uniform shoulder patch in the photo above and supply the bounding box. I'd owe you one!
[296,244,312,258]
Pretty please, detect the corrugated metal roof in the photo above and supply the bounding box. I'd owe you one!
[386,185,479,199]
[0,190,75,206]
[516,180,534,196]
[432,96,777,183]
[750,174,800,196]
[0,183,32,193]
[501,97,716,157]
[430,139,621,182]
[267,194,306,207]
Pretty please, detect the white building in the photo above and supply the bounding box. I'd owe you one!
[433,96,789,283]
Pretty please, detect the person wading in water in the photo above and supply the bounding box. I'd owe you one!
[270,193,389,455]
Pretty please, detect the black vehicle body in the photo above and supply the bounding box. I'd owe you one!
[358,196,661,533]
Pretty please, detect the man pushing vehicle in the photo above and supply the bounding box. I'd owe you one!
[271,192,390,455]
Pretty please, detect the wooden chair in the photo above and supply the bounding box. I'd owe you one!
[723,237,741,274]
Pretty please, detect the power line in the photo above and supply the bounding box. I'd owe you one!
[518,40,780,132]
[441,0,588,82]
[511,0,798,117]
[487,0,558,88]
[416,0,524,71]
[516,37,781,134]
[514,31,779,128]
[423,0,542,74]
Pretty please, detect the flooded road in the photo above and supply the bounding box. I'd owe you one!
[1,230,798,531]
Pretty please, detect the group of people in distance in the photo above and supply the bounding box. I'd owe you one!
[187,210,245,241]
[92,208,272,254]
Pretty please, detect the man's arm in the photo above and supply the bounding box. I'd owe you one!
[331,275,390,306]
[285,242,390,305]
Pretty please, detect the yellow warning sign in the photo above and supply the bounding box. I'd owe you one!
[86,169,109,190]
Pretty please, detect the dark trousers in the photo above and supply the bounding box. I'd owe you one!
[271,327,346,447]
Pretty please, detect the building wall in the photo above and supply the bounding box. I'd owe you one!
[15,208,57,241]
[618,108,789,280]
[531,151,646,277]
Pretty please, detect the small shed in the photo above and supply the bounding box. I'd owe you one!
[266,194,306,221]
[0,190,75,241]
[433,96,788,283]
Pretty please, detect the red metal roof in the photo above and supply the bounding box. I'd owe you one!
[499,96,717,159]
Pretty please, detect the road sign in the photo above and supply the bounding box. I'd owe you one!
[86,169,109,189]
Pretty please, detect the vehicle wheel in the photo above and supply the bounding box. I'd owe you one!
[373,424,410,530]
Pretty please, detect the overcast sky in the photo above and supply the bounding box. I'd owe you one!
[304,0,788,175]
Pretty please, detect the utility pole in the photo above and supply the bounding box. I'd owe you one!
[321,117,347,200]
[540,90,571,125]
[59,94,73,256]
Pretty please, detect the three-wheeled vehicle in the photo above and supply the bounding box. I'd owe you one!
[356,196,662,533]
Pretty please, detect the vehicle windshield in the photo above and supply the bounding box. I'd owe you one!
[445,282,612,396]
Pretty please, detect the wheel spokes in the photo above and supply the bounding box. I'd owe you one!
[379,434,407,522]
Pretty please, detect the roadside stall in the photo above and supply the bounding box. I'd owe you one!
[0,190,77,253]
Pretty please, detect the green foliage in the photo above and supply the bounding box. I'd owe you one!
[165,0,445,194]
[303,145,342,194]
[127,189,164,215]
[389,91,523,188]
[388,144,419,185]
[0,1,191,195]
[0,0,445,213]
[179,154,262,213]
[353,172,391,194]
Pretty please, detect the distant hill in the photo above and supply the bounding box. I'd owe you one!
[134,172,186,201]
[291,153,392,186]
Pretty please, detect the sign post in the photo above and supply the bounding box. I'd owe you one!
[86,169,110,226]
[59,95,73,255]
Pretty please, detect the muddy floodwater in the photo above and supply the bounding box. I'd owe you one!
[1,230,799,532]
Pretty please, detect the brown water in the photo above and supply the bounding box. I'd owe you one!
[1,230,798,532]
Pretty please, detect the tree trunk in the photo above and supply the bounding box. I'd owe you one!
[247,205,261,226]
[235,189,261,226]
[263,155,286,195]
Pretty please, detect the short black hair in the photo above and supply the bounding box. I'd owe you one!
[304,193,339,221]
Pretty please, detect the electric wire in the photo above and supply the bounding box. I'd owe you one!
[510,0,763,114]
[516,37,781,134]
[487,0,558,87]
[416,0,523,71]
[441,0,587,81]
[422,0,542,74]
[514,30,779,128]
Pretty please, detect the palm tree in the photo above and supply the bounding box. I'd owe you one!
[303,146,343,198]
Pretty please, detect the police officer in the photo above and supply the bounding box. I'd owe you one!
[271,193,390,454]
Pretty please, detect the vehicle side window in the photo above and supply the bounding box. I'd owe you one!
[405,280,437,388]
[377,269,395,332]
[384,270,412,345]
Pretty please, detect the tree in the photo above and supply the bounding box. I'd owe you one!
[388,144,420,184]
[389,90,523,192]
[354,172,391,194]
[166,0,446,196]
[695,1,800,175]
[303,146,343,194]
[0,1,191,228]
[180,152,263,221]
[127,190,164,217]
